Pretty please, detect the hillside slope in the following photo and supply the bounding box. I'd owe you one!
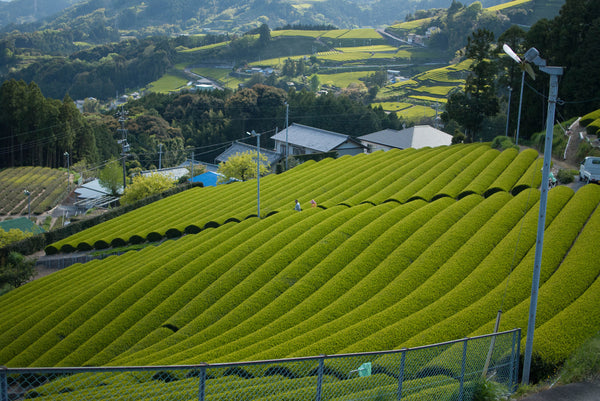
[1,145,599,385]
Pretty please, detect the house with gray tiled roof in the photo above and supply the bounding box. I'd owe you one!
[358,125,452,153]
[215,141,282,168]
[271,123,365,157]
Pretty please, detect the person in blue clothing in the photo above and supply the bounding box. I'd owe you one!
[294,199,301,211]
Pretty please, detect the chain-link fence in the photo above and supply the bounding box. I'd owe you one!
[1,329,520,401]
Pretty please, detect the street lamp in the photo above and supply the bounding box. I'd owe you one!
[24,190,31,219]
[504,45,563,385]
[503,44,535,146]
[247,130,261,218]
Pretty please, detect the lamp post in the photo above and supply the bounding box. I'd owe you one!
[515,70,525,145]
[24,190,31,219]
[505,86,512,137]
[504,46,563,385]
[285,102,289,171]
[64,151,70,193]
[247,130,261,218]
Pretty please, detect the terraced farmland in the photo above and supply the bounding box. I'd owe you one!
[0,166,69,216]
[1,144,600,398]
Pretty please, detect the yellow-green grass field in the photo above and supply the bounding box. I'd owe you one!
[487,0,533,11]
[316,71,372,87]
[146,73,189,93]
[370,102,414,112]
[398,104,437,120]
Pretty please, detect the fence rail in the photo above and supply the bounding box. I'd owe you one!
[1,329,520,401]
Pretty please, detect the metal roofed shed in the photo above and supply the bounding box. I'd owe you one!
[270,123,365,157]
[215,141,282,168]
[358,125,453,152]
[0,217,45,234]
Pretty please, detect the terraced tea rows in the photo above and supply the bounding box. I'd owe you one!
[46,144,542,254]
[2,144,599,399]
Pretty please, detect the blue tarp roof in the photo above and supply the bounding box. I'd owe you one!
[189,171,222,187]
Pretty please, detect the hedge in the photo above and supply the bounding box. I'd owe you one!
[484,148,538,197]
[579,108,600,126]
[118,205,375,366]
[0,250,146,366]
[236,197,476,366]
[459,147,517,198]
[87,209,331,366]
[435,148,499,200]
[394,187,576,358]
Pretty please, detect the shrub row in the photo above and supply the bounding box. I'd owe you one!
[437,148,500,200]
[45,145,535,254]
[484,148,539,197]
[87,208,332,366]
[237,196,480,367]
[394,187,573,349]
[459,147,518,198]
[118,205,379,366]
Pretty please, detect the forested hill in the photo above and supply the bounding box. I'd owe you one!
[1,0,519,37]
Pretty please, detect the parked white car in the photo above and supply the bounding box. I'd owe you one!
[579,156,600,183]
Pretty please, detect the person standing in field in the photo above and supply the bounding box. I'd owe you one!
[295,199,301,211]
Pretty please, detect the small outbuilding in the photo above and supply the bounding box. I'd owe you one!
[358,125,453,153]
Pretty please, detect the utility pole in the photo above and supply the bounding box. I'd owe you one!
[158,143,163,170]
[116,107,130,190]
[191,150,195,185]
[285,102,289,171]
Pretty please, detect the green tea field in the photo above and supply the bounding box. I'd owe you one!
[1,144,599,398]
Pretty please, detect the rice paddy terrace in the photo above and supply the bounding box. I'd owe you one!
[1,143,600,398]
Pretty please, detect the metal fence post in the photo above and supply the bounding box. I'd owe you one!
[458,338,468,401]
[198,364,207,401]
[396,349,407,401]
[514,330,521,392]
[1,366,7,401]
[315,356,325,401]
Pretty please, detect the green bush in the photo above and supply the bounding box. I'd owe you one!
[76,242,93,252]
[556,168,576,184]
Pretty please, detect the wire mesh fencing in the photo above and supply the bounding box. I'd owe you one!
[1,329,520,401]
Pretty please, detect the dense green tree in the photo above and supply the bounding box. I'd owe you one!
[443,29,498,141]
[98,157,124,196]
[0,252,35,292]
[120,173,176,205]
[217,150,269,183]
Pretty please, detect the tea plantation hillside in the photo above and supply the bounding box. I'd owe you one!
[1,144,600,399]
[47,144,543,254]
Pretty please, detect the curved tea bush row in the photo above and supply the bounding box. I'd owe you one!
[409,185,600,377]
[476,184,600,363]
[38,212,311,367]
[434,148,499,200]
[410,144,489,201]
[484,148,539,197]
[342,188,570,370]
[459,147,518,198]
[286,191,531,361]
[0,166,68,215]
[512,156,543,194]
[116,203,394,366]
[195,196,481,368]
[86,207,354,366]
[47,145,540,254]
